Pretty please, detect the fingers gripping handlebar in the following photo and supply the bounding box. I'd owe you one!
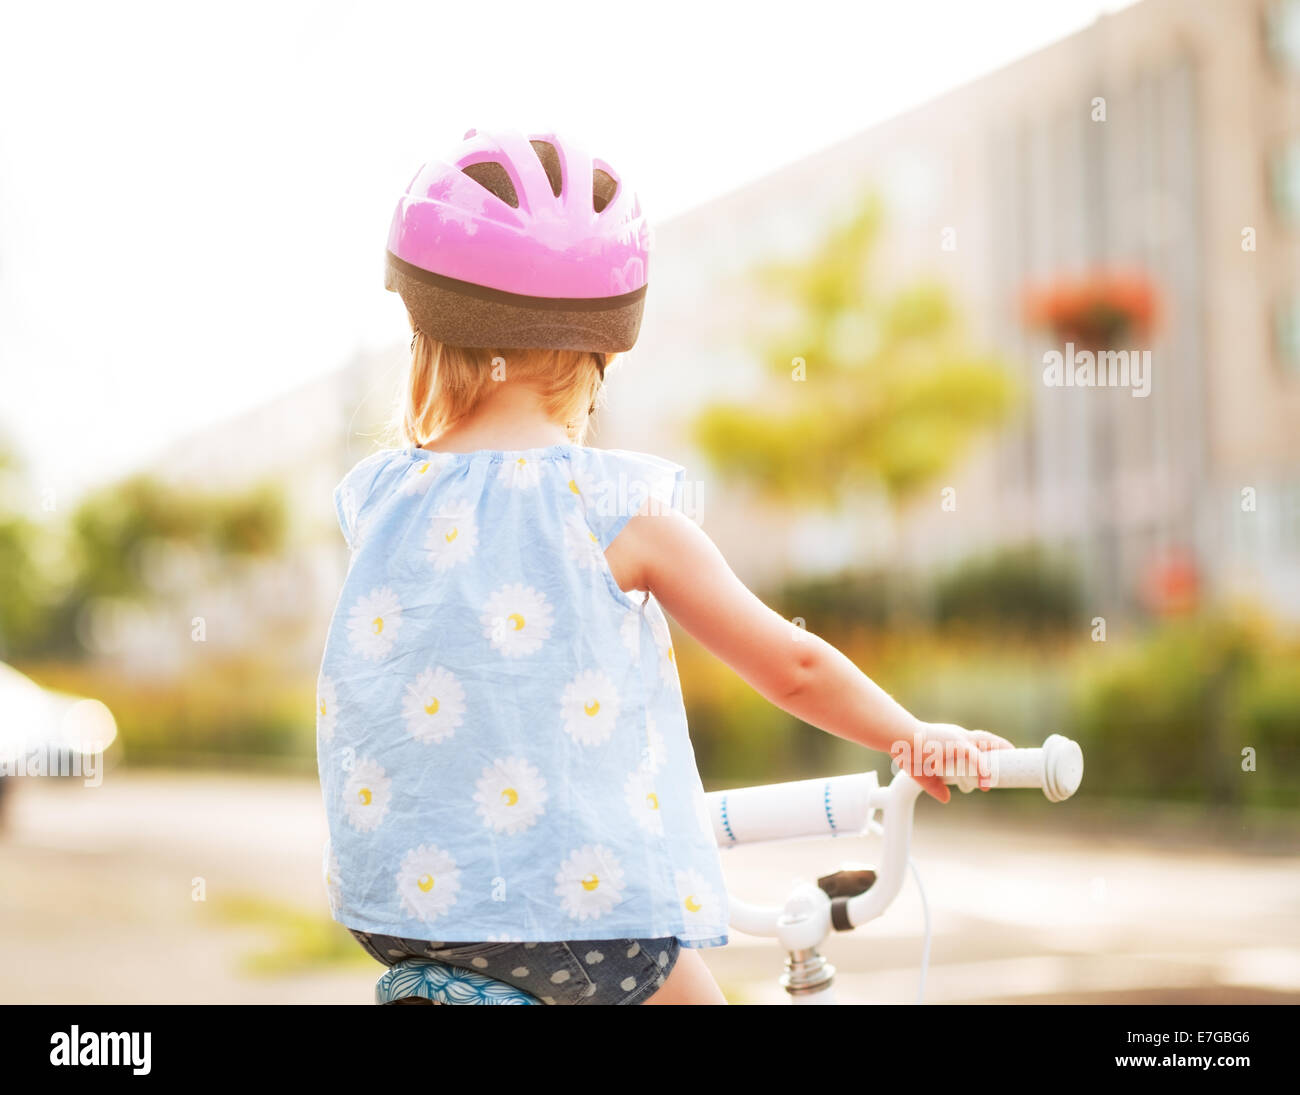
[706,735,1084,940]
[947,734,1084,802]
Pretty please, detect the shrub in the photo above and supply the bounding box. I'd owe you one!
[933,546,1082,635]
[1067,613,1299,807]
[14,657,316,770]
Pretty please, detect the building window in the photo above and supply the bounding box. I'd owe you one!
[1266,0,1300,72]
[1271,140,1300,224]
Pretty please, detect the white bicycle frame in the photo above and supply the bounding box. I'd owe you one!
[701,734,1085,1004]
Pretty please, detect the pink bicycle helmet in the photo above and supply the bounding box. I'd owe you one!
[384,127,650,353]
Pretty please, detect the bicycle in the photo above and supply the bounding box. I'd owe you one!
[374,734,1084,1005]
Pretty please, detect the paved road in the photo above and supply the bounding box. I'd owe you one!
[1,770,1296,1004]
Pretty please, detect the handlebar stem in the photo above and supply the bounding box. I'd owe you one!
[844,771,924,928]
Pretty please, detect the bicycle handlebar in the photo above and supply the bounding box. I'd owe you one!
[945,734,1084,802]
[707,771,881,847]
[709,734,1084,942]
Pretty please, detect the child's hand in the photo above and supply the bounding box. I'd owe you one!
[893,721,1015,803]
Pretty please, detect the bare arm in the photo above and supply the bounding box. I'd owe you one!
[605,506,1010,801]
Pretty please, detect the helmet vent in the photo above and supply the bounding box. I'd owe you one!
[529,140,564,198]
[592,169,618,213]
[461,161,519,208]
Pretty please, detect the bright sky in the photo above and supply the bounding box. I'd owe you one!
[0,0,1138,503]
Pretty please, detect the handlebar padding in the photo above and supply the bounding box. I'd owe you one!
[949,733,1084,802]
[706,772,880,845]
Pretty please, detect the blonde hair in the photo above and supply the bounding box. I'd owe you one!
[390,320,609,448]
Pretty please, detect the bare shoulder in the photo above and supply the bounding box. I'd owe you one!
[604,503,802,703]
[604,504,717,596]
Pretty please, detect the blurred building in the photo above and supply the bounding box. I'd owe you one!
[145,0,1300,649]
[127,345,403,676]
[610,0,1300,619]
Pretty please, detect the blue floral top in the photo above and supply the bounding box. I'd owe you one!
[315,442,729,948]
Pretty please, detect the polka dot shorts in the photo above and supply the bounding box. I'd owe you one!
[351,930,682,1005]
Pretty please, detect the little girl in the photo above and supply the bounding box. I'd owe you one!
[316,127,1010,1005]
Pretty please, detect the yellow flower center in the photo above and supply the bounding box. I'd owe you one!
[581,873,600,892]
[417,463,429,475]
[501,787,519,806]
[417,873,435,892]
[568,479,580,494]
[372,616,383,635]
[516,457,527,467]
[318,699,327,716]
[667,646,675,664]
[358,787,372,805]
[646,792,659,810]
[589,531,598,543]
[684,895,702,913]
[507,613,525,631]
[583,700,600,717]
[444,527,458,543]
[424,697,440,716]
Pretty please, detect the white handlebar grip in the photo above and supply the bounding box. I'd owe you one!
[706,772,879,845]
[950,734,1084,802]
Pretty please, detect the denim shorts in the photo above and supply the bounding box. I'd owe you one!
[352,930,681,1005]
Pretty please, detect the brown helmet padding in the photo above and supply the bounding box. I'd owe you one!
[386,252,646,353]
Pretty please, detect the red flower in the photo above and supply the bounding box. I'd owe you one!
[1021,269,1160,349]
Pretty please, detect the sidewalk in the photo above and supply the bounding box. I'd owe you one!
[1,770,1296,1004]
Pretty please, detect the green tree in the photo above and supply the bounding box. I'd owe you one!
[46,475,289,656]
[65,476,286,601]
[692,194,1017,506]
[0,443,52,658]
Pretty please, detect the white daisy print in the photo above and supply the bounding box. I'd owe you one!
[639,714,666,774]
[561,670,621,745]
[573,464,626,523]
[347,586,403,661]
[425,500,478,571]
[403,453,453,494]
[316,676,337,743]
[481,584,554,657]
[342,756,391,832]
[620,604,643,656]
[624,767,664,835]
[555,845,626,921]
[402,667,466,744]
[564,512,603,569]
[498,455,541,489]
[646,603,677,686]
[322,841,343,913]
[675,869,720,926]
[567,462,603,507]
[397,844,460,923]
[474,756,548,834]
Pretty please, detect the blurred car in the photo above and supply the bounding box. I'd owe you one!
[0,662,118,823]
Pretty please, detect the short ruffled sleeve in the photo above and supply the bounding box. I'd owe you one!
[567,447,687,549]
[332,450,404,549]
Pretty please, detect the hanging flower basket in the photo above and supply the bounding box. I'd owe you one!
[1140,547,1200,617]
[1021,269,1161,351]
